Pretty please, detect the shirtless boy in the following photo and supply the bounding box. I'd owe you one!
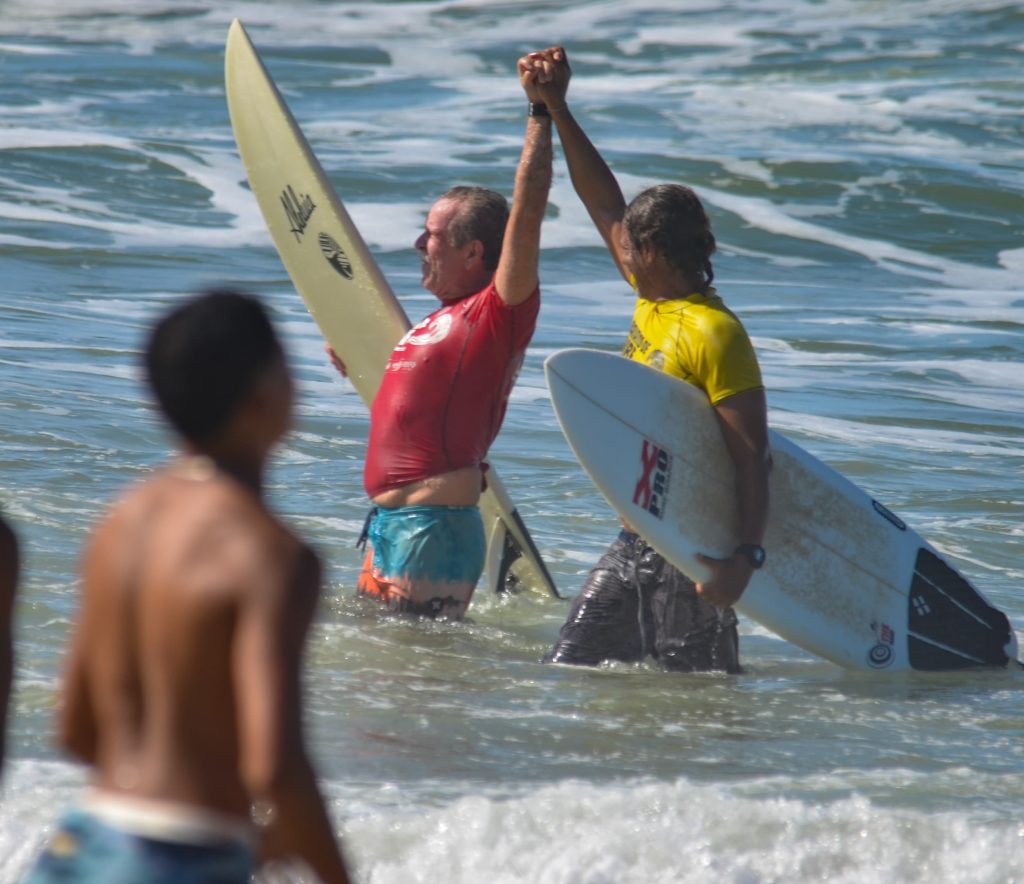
[26,291,351,883]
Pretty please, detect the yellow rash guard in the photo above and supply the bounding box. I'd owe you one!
[622,286,762,403]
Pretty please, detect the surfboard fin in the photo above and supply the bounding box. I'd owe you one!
[483,511,561,598]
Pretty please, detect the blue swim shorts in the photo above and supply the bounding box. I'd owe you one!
[24,806,254,884]
[357,504,485,617]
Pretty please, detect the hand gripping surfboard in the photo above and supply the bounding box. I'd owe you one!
[225,19,559,599]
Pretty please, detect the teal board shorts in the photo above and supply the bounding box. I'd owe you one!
[357,504,485,618]
[24,807,254,884]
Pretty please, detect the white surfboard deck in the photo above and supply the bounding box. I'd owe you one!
[225,18,559,599]
[545,348,1019,671]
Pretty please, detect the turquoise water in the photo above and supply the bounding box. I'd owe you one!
[2,1,1023,881]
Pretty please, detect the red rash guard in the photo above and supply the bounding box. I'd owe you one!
[363,280,540,498]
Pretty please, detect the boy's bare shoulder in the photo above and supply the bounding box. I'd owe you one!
[89,469,320,598]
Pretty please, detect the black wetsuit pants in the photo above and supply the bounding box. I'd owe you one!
[544,530,741,673]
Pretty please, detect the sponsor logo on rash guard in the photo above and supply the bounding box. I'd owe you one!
[399,313,454,347]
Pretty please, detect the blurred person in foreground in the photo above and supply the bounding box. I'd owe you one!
[25,290,351,883]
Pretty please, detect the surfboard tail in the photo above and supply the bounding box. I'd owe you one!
[907,547,1018,669]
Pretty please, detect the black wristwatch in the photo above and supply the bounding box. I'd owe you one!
[734,543,766,569]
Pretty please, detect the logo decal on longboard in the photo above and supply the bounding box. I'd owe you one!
[867,620,895,668]
[633,439,671,520]
[318,233,353,279]
[281,184,316,242]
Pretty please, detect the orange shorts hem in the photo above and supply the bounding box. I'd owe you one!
[356,549,474,618]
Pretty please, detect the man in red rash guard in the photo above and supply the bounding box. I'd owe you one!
[328,57,555,619]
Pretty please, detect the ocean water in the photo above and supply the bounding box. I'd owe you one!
[1,1,1023,881]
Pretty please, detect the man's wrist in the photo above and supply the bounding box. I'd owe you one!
[528,101,566,118]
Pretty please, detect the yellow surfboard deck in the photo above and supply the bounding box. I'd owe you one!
[225,19,559,598]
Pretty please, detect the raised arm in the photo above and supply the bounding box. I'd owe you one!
[493,55,555,307]
[520,47,631,283]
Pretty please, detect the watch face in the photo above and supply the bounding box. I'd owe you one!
[739,544,765,568]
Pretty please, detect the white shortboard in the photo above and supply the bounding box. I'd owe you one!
[545,348,1019,671]
[225,19,559,599]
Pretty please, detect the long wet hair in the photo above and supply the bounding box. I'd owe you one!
[623,184,716,291]
[440,185,510,275]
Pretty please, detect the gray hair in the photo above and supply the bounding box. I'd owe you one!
[440,185,510,274]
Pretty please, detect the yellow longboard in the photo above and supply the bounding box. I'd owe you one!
[225,19,559,598]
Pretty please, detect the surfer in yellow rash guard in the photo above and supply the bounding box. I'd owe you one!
[524,47,771,672]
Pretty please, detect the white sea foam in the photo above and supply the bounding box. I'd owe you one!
[0,96,92,118]
[890,358,1024,392]
[998,247,1024,273]
[334,776,1024,884]
[769,411,1019,460]
[0,140,262,252]
[698,187,1020,293]
[0,41,71,55]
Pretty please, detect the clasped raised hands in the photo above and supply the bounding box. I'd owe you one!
[517,45,571,110]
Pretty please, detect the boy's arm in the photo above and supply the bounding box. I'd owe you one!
[57,625,99,765]
[57,530,101,765]
[235,542,351,884]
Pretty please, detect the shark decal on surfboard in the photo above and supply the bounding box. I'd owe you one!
[225,19,559,599]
